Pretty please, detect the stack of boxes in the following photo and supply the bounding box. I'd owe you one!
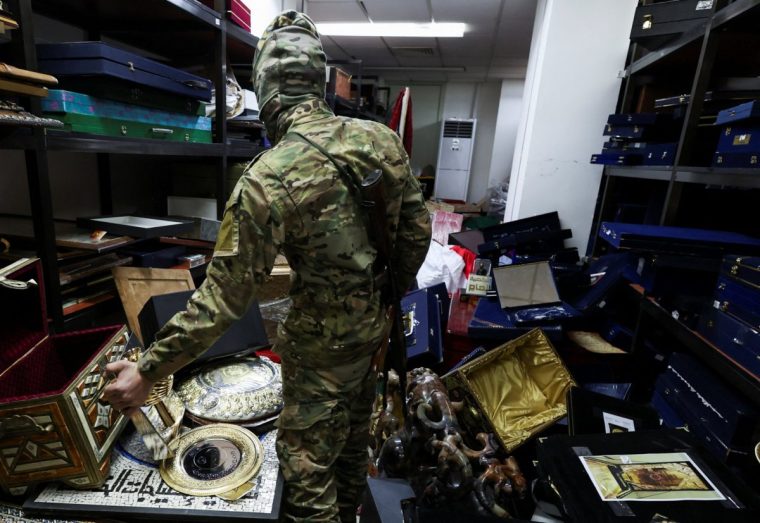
[201,0,251,32]
[698,255,760,380]
[712,100,760,168]
[591,112,682,166]
[35,42,213,143]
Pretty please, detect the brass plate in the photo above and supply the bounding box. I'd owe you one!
[159,424,263,497]
[176,357,283,424]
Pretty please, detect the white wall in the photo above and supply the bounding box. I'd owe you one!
[506,0,636,253]
[488,79,524,188]
[249,0,290,37]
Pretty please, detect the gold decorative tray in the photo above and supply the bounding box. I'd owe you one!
[159,424,264,499]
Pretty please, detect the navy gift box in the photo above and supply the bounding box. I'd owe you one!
[401,283,450,367]
[467,297,562,342]
[722,255,760,289]
[652,353,759,462]
[713,101,760,167]
[599,222,760,256]
[698,305,760,380]
[715,124,760,154]
[37,42,213,101]
[589,152,641,166]
[713,151,759,168]
[572,253,638,311]
[714,275,760,329]
[715,100,760,126]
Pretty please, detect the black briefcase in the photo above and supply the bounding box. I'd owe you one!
[138,290,269,365]
[630,0,725,50]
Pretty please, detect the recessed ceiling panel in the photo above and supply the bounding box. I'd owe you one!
[322,38,351,60]
[432,0,501,25]
[328,36,398,66]
[384,70,448,83]
[306,1,368,22]
[363,0,431,23]
[438,36,492,66]
[437,35,492,54]
[395,54,443,68]
[494,0,536,57]
[329,35,390,50]
[383,36,438,48]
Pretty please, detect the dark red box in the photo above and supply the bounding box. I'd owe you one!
[201,0,251,32]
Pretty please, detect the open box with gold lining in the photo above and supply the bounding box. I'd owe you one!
[443,328,575,453]
[0,258,129,495]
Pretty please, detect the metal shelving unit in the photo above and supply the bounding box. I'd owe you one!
[633,297,760,409]
[0,0,262,329]
[590,0,760,427]
[589,0,760,257]
[326,59,388,123]
[606,165,760,189]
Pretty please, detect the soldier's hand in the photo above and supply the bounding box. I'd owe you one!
[103,360,154,416]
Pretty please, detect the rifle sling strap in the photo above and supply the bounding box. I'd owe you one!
[286,131,364,197]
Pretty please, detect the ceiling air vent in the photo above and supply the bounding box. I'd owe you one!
[390,46,435,57]
[443,120,475,139]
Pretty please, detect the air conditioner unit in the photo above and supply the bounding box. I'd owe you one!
[433,118,477,201]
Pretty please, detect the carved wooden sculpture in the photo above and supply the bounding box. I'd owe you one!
[374,367,527,518]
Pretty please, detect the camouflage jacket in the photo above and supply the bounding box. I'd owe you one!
[139,99,431,381]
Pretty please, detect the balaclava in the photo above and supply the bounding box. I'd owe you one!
[252,10,327,143]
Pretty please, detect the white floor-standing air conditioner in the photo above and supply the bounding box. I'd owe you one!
[433,118,477,201]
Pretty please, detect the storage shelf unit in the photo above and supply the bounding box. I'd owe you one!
[0,0,263,329]
[606,165,760,188]
[634,297,760,409]
[590,1,760,446]
[589,0,760,255]
[326,59,388,123]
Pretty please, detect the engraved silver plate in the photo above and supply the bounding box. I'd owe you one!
[176,357,283,425]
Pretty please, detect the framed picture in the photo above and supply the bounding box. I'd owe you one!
[580,452,726,502]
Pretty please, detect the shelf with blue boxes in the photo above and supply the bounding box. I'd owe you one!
[0,0,263,330]
[589,0,760,259]
[634,295,760,409]
[591,0,760,469]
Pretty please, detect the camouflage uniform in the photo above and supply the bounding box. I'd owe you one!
[138,10,431,523]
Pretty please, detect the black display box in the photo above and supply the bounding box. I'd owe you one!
[139,290,269,365]
[537,429,760,522]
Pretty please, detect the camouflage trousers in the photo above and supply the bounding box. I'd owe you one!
[276,353,376,523]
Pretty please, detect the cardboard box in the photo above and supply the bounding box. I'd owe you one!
[334,67,352,99]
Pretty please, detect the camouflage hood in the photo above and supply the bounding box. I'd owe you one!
[252,10,327,143]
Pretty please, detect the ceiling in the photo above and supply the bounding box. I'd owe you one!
[302,0,537,83]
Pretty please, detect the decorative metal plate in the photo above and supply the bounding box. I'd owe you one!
[159,424,263,497]
[176,357,283,425]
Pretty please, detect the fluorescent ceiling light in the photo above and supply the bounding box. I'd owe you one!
[317,22,465,38]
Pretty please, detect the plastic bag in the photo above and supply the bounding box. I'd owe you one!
[486,182,509,218]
